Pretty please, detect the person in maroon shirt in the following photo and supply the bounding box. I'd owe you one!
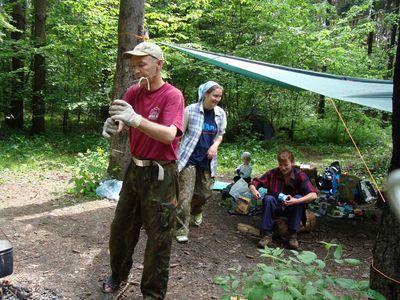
[101,42,184,298]
[249,149,317,249]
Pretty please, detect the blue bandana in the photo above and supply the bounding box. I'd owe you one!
[198,81,220,102]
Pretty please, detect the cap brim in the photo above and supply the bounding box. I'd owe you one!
[122,50,149,59]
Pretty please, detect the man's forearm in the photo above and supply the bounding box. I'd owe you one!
[136,118,178,144]
[297,192,318,204]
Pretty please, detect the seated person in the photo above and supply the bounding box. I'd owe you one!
[249,149,317,250]
[233,151,252,183]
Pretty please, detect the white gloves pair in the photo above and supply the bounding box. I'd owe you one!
[102,99,142,139]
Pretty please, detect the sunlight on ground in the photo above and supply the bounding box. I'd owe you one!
[13,200,114,221]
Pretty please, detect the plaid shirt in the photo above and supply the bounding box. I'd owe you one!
[177,101,227,176]
[251,167,317,198]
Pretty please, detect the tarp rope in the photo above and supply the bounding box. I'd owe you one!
[328,98,386,203]
[371,259,400,285]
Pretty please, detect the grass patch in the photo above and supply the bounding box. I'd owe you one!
[0,130,392,192]
[0,132,108,173]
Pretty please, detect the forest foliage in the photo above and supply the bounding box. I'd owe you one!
[0,0,397,188]
[0,0,397,132]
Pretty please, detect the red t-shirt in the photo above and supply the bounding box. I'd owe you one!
[122,82,184,161]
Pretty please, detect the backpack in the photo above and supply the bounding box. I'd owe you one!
[317,161,341,192]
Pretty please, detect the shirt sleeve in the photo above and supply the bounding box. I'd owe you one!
[298,171,318,194]
[162,89,184,136]
[183,107,190,134]
[250,170,271,189]
[217,108,227,138]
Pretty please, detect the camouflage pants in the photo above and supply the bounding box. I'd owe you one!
[176,165,213,236]
[109,160,178,299]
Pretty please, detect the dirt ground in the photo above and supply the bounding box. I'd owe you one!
[0,170,380,300]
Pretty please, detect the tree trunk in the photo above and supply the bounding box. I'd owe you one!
[367,2,375,57]
[7,0,26,129]
[31,0,47,134]
[387,0,399,77]
[107,0,145,179]
[318,66,327,118]
[319,0,333,119]
[63,109,70,134]
[370,25,400,299]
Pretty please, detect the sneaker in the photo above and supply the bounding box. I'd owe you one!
[288,233,299,250]
[176,235,189,243]
[257,233,273,249]
[192,213,203,227]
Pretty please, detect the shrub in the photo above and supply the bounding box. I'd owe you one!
[215,243,385,300]
[70,146,109,197]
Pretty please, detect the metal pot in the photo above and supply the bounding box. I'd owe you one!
[0,239,13,278]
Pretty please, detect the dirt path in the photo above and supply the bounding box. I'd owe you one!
[0,171,380,299]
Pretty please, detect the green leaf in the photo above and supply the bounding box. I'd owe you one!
[246,286,270,300]
[272,291,294,300]
[343,258,361,266]
[231,279,240,290]
[334,259,344,264]
[322,289,337,300]
[334,278,357,289]
[315,259,326,269]
[297,251,317,264]
[304,283,318,296]
[333,245,343,260]
[365,288,387,300]
[287,285,303,298]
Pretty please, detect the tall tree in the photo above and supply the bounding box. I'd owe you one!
[107,0,145,178]
[387,0,399,75]
[367,1,375,57]
[369,26,400,298]
[6,0,26,129]
[31,0,46,134]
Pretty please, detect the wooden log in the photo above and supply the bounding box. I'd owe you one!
[237,210,316,237]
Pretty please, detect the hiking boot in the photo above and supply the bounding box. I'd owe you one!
[192,213,203,227]
[288,233,299,250]
[257,233,273,249]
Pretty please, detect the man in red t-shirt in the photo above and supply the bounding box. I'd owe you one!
[101,42,184,299]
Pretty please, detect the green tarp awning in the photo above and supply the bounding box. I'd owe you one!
[166,44,393,112]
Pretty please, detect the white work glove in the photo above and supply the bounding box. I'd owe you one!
[102,117,120,139]
[109,99,142,128]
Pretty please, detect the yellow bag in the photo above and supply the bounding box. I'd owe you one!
[235,196,251,215]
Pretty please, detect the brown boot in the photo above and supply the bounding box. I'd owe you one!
[288,233,299,250]
[257,232,273,249]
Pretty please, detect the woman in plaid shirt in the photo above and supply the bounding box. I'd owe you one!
[175,81,227,243]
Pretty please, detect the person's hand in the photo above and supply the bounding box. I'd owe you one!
[102,117,118,139]
[207,144,218,159]
[284,195,299,206]
[109,99,142,128]
[249,185,261,200]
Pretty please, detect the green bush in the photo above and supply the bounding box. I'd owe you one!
[70,146,109,197]
[215,243,385,300]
